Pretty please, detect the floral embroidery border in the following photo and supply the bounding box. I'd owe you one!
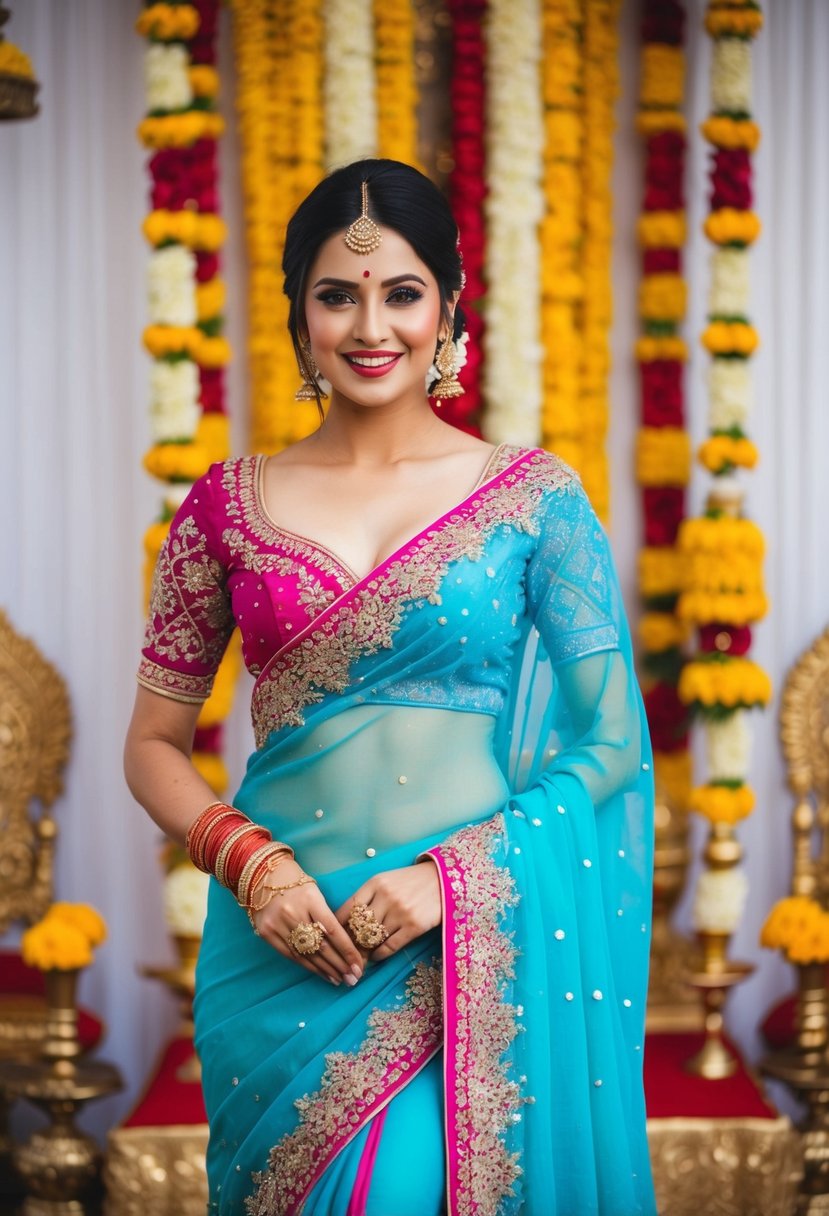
[424,815,523,1216]
[249,449,577,746]
[246,962,443,1216]
[136,656,214,702]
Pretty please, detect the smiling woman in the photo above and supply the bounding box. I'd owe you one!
[124,159,657,1216]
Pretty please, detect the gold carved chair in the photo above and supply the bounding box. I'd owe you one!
[0,607,71,1192]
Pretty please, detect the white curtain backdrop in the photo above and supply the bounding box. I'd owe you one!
[1,0,827,1137]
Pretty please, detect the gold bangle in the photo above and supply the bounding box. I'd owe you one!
[237,843,293,908]
[245,875,317,935]
[214,823,260,889]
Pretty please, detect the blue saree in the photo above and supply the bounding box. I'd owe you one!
[161,444,655,1214]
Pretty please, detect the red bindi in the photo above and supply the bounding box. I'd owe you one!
[363,270,371,278]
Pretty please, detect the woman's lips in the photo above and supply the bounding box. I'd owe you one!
[341,351,403,378]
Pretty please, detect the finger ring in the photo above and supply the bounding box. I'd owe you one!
[347,903,389,951]
[288,921,326,956]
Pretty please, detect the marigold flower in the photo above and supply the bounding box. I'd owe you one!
[640,46,685,107]
[0,41,34,79]
[704,208,761,246]
[639,547,685,597]
[678,657,772,709]
[638,274,687,322]
[698,434,759,472]
[705,8,764,38]
[635,336,689,363]
[700,117,761,151]
[639,612,691,653]
[701,321,759,356]
[636,427,692,487]
[636,111,687,137]
[49,903,108,947]
[761,897,829,964]
[135,3,200,41]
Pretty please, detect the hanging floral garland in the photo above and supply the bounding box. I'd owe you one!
[136,0,240,798]
[678,0,767,939]
[231,0,325,453]
[375,0,418,165]
[481,0,545,445]
[539,0,584,474]
[444,0,486,434]
[576,0,621,522]
[324,0,377,167]
[634,0,692,817]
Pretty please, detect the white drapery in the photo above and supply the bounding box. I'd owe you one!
[1,0,828,1134]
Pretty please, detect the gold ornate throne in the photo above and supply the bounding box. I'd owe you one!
[0,607,72,1186]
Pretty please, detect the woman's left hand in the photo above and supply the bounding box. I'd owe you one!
[336,861,442,963]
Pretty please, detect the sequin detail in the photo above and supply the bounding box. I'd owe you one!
[246,963,442,1216]
[250,450,576,746]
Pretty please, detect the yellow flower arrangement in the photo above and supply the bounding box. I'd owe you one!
[143,413,229,483]
[639,612,691,653]
[705,8,764,37]
[196,279,226,322]
[703,208,761,246]
[639,547,685,598]
[635,110,686,136]
[143,210,227,252]
[189,66,219,99]
[679,516,765,556]
[639,45,684,107]
[678,657,772,710]
[698,434,759,472]
[700,117,761,152]
[634,335,688,363]
[636,427,691,486]
[689,782,755,825]
[375,0,419,165]
[677,591,768,626]
[638,274,687,322]
[135,4,200,41]
[0,41,34,79]
[21,903,108,971]
[761,896,829,965]
[137,112,225,150]
[681,552,765,596]
[701,321,759,356]
[637,212,686,249]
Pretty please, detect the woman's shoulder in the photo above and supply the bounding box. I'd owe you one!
[496,444,582,496]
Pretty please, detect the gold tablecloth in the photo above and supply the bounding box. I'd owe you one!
[104,1116,802,1215]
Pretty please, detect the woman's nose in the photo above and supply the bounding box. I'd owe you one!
[351,297,386,347]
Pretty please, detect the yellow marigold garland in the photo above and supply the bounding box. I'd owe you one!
[21,903,108,972]
[375,0,419,165]
[540,0,584,477]
[761,897,829,966]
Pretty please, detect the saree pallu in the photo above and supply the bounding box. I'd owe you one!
[183,447,655,1215]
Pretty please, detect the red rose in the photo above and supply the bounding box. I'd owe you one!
[699,624,753,655]
[643,250,681,275]
[643,487,685,546]
[644,682,689,752]
[641,361,684,427]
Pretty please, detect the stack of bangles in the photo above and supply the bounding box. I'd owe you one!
[185,802,316,929]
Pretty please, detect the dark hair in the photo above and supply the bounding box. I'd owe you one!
[283,159,466,412]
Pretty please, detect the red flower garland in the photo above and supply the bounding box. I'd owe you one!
[444,0,486,434]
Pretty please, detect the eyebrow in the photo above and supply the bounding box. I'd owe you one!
[312,274,428,289]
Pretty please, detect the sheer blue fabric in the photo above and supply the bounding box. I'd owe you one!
[192,454,656,1215]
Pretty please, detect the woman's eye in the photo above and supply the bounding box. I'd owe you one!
[316,290,353,306]
[387,286,423,304]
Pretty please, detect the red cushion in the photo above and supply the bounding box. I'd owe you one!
[759,992,798,1051]
[644,1031,778,1119]
[0,949,103,1051]
[123,1036,207,1127]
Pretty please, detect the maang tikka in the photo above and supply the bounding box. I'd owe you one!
[344,182,383,255]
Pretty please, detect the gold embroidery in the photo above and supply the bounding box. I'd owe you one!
[221,527,336,620]
[250,450,576,746]
[136,659,213,703]
[431,815,523,1216]
[246,962,443,1216]
[142,515,234,687]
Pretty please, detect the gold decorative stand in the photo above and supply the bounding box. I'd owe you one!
[0,969,121,1214]
[142,934,201,1084]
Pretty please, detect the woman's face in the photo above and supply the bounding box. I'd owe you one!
[303,226,447,410]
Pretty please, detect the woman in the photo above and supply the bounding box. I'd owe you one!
[125,158,656,1216]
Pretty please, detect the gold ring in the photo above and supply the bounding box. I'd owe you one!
[288,921,326,956]
[347,903,389,951]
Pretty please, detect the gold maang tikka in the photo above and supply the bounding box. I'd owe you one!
[344,181,382,255]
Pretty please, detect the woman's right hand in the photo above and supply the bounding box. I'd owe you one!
[249,859,365,987]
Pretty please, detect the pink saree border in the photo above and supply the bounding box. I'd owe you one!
[422,815,523,1216]
[249,448,577,745]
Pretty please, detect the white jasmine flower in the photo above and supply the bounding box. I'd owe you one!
[711,38,752,114]
[705,711,751,782]
[163,864,209,936]
[145,44,193,113]
[692,867,749,934]
[147,245,197,326]
[149,361,200,442]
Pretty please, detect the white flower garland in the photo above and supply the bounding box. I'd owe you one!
[705,710,751,782]
[149,362,201,442]
[708,359,752,431]
[692,867,749,934]
[481,0,545,445]
[147,245,197,326]
[711,37,752,114]
[709,248,750,318]
[163,864,210,936]
[145,43,193,113]
[323,0,377,167]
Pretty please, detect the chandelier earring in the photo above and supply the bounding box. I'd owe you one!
[431,334,464,400]
[295,340,328,402]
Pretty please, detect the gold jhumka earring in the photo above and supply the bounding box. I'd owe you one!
[295,341,328,402]
[431,335,465,400]
[344,181,383,255]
